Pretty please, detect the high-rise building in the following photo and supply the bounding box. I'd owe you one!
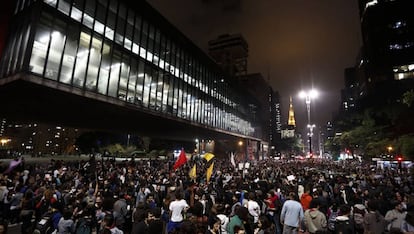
[358,0,414,84]
[0,118,6,137]
[208,34,248,77]
[340,67,358,112]
[0,0,263,145]
[237,73,276,157]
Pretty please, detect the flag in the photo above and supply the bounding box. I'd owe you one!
[206,162,214,183]
[230,152,236,168]
[173,149,187,170]
[203,152,215,162]
[3,157,22,174]
[189,164,197,180]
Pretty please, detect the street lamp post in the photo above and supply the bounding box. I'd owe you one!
[307,124,316,156]
[299,89,318,156]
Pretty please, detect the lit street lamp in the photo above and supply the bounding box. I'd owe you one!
[387,146,393,156]
[299,89,318,156]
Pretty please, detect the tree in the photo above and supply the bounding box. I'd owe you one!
[398,135,414,160]
[403,90,414,107]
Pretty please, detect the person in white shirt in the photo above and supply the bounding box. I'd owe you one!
[246,192,261,224]
[167,190,189,233]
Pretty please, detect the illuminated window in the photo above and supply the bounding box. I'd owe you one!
[389,44,403,50]
[365,0,378,10]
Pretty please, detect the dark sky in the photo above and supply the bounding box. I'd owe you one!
[147,0,362,133]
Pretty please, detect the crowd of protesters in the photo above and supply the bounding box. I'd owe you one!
[0,154,414,234]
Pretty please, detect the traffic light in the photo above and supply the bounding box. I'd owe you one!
[397,156,403,169]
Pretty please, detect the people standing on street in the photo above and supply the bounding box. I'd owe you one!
[303,200,327,234]
[280,192,304,234]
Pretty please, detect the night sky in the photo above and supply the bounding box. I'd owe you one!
[147,0,362,134]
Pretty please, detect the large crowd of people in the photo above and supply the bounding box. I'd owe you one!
[0,154,414,234]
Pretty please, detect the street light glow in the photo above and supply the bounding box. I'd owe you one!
[299,89,319,156]
[298,89,318,99]
[299,91,307,99]
[309,89,318,98]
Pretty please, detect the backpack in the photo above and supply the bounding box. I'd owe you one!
[35,211,59,234]
[328,211,339,231]
[76,216,92,234]
[334,217,355,234]
[273,197,282,212]
[353,205,365,231]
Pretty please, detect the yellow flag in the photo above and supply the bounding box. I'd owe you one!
[206,162,214,183]
[203,153,215,162]
[189,164,197,179]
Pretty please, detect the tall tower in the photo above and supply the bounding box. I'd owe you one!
[287,96,296,127]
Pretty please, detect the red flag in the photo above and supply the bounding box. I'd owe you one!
[173,149,187,170]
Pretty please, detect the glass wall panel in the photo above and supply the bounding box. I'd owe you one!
[159,34,166,69]
[115,4,126,45]
[135,60,144,105]
[172,79,179,116]
[59,25,79,84]
[85,36,104,90]
[167,74,174,114]
[15,0,22,14]
[162,75,169,113]
[142,64,152,108]
[170,42,176,75]
[140,21,148,59]
[164,38,171,73]
[105,4,116,40]
[153,29,160,66]
[156,71,163,111]
[9,26,22,74]
[29,25,50,75]
[97,39,111,95]
[127,59,137,103]
[45,28,66,80]
[44,0,57,8]
[132,16,142,55]
[58,0,71,15]
[149,68,158,110]
[108,50,121,97]
[95,0,107,35]
[146,24,154,63]
[71,0,84,22]
[118,55,129,101]
[17,24,31,71]
[182,85,188,119]
[83,0,95,29]
[73,31,91,87]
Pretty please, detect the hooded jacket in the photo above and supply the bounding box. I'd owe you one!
[304,208,327,233]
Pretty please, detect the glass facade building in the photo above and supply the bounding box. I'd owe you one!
[0,0,261,139]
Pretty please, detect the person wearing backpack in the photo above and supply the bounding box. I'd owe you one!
[35,203,62,234]
[303,200,327,234]
[216,203,229,234]
[353,204,366,234]
[75,207,94,234]
[363,200,388,234]
[57,208,75,234]
[264,190,282,234]
[384,200,406,233]
[334,204,355,234]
